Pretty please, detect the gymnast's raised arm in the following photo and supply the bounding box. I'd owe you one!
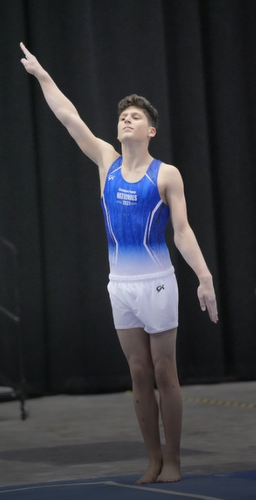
[20,42,118,172]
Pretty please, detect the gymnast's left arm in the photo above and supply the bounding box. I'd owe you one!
[163,164,218,323]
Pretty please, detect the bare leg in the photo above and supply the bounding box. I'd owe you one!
[117,328,163,483]
[150,328,182,482]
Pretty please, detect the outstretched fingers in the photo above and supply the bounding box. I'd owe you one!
[20,42,41,75]
[20,42,31,68]
[20,42,30,59]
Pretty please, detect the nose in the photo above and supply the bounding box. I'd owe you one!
[124,115,131,123]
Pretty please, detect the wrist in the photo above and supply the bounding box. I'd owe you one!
[37,68,50,83]
[198,272,212,285]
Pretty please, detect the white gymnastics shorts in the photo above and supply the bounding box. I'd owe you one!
[107,268,179,334]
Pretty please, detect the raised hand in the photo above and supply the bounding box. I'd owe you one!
[20,42,45,78]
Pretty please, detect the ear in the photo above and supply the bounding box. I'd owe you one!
[148,127,156,138]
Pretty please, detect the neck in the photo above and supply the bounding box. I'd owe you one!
[121,142,152,171]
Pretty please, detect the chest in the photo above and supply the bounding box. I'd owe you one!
[103,158,168,207]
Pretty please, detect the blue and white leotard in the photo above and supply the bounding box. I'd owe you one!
[101,156,174,276]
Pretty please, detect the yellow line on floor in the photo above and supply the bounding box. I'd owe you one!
[182,396,255,409]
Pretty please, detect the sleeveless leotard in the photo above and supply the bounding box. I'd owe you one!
[101,156,174,276]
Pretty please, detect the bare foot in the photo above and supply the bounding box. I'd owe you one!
[156,461,181,483]
[136,461,162,484]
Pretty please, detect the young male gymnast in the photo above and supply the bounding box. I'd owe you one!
[20,42,218,484]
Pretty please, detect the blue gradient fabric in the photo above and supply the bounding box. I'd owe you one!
[101,156,173,276]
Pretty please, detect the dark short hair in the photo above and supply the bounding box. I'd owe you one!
[118,94,158,128]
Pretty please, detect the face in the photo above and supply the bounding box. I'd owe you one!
[117,106,156,144]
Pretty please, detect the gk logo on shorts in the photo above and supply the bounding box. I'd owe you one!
[156,284,165,292]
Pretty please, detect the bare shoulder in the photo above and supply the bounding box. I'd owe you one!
[158,163,186,208]
[158,162,184,189]
[159,162,181,175]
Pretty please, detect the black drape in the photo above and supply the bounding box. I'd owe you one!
[0,0,255,395]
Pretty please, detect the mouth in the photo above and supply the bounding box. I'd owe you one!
[123,126,133,130]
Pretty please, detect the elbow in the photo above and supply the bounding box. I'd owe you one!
[173,224,192,249]
[174,232,183,251]
[56,106,78,127]
[174,233,182,250]
[58,108,71,126]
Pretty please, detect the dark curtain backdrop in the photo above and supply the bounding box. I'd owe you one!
[0,0,255,395]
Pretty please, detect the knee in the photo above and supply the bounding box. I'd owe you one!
[154,359,179,391]
[129,359,154,389]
